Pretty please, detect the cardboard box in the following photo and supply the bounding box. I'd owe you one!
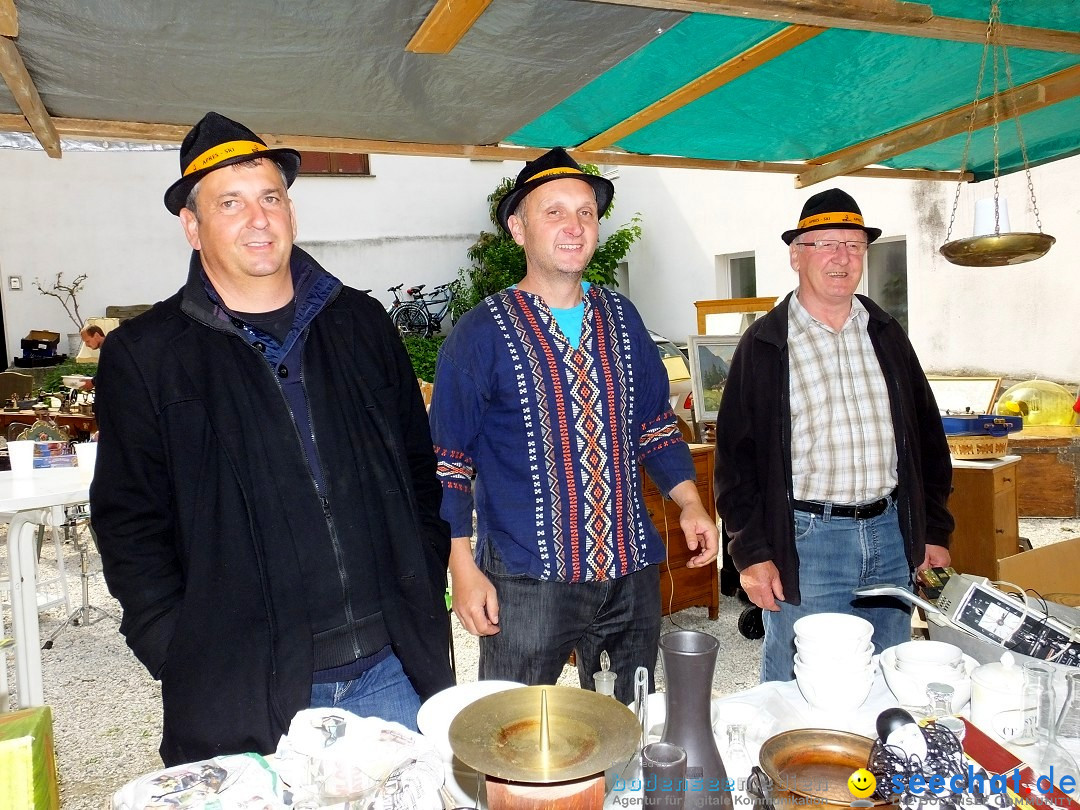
[0,707,60,810]
[24,330,60,343]
[996,535,1080,596]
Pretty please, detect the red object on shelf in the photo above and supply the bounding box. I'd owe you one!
[961,719,1080,809]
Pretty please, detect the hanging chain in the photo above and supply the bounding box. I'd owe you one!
[991,4,1001,235]
[944,1,995,242]
[1000,17,1045,233]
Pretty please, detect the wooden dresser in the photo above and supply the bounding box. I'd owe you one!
[641,443,719,619]
[947,455,1021,579]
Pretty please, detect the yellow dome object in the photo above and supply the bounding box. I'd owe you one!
[994,380,1075,426]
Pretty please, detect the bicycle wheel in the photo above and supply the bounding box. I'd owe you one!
[392,303,432,337]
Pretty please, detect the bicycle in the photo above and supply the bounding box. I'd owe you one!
[391,282,456,338]
[386,283,413,309]
[387,283,423,333]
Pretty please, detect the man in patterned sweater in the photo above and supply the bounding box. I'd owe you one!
[430,148,718,701]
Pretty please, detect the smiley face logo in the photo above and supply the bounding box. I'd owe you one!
[848,768,877,799]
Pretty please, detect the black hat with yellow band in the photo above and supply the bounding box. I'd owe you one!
[496,147,614,233]
[164,112,301,215]
[781,188,882,245]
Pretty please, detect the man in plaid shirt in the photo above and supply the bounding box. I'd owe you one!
[714,188,954,682]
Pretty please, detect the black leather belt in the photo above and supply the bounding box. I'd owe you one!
[792,490,896,520]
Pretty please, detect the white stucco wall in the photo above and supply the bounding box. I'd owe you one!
[615,156,1080,384]
[1,145,1077,384]
[0,149,511,350]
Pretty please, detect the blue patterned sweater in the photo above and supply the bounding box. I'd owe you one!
[430,285,695,582]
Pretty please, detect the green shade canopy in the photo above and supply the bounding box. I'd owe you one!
[1,0,1077,186]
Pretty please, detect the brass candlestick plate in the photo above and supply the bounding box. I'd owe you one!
[939,232,1056,267]
[448,685,640,783]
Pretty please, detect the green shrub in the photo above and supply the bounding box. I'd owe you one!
[402,335,444,382]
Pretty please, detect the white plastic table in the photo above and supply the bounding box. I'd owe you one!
[1,466,92,706]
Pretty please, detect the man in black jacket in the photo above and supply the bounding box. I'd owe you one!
[714,188,953,683]
[91,112,453,765]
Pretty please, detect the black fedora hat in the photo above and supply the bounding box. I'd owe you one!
[163,112,301,215]
[495,147,614,233]
[781,188,882,245]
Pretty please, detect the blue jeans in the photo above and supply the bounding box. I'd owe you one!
[478,542,660,705]
[761,501,913,683]
[309,651,421,732]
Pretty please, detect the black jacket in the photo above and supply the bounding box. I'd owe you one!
[713,292,954,605]
[91,249,453,765]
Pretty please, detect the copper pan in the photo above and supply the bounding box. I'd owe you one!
[748,729,894,810]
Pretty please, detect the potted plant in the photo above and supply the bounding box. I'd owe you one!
[34,272,88,356]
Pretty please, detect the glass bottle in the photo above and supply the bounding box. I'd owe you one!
[1013,663,1079,790]
[722,723,753,807]
[1058,671,1080,761]
[925,683,955,720]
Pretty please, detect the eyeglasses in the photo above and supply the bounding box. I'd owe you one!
[794,239,869,256]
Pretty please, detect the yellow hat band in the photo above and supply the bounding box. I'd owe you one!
[525,166,585,183]
[797,211,865,229]
[183,140,269,177]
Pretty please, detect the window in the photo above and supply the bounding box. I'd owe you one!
[296,151,371,176]
[715,252,757,298]
[864,238,907,332]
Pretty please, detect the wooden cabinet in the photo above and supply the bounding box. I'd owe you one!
[641,443,719,619]
[947,456,1021,579]
[1008,426,1080,517]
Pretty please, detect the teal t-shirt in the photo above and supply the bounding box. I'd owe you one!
[548,281,590,349]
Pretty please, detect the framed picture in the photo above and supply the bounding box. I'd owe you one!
[926,376,1002,415]
[688,335,741,422]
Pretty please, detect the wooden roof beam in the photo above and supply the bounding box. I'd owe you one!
[406,0,493,54]
[0,0,17,37]
[796,63,1080,187]
[579,24,824,150]
[0,112,970,182]
[0,37,60,158]
[590,0,1080,55]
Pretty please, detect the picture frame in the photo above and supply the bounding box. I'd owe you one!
[688,334,741,423]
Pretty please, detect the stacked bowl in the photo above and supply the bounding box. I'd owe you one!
[880,640,975,711]
[792,613,876,711]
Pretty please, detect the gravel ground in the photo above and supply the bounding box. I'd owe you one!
[2,518,1077,807]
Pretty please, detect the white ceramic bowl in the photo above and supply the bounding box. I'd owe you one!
[794,638,873,667]
[417,680,525,761]
[893,640,962,668]
[61,374,92,389]
[795,665,875,711]
[880,647,975,711]
[793,613,874,650]
[793,652,874,675]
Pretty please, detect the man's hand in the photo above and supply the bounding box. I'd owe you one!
[919,544,951,572]
[740,560,785,611]
[448,537,501,636]
[669,480,719,568]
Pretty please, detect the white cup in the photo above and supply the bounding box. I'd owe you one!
[74,441,98,473]
[7,440,35,476]
[974,197,1011,236]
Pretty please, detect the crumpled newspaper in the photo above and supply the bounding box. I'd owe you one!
[273,708,444,809]
[112,752,285,810]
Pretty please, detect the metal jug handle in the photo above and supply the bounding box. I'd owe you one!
[747,767,773,810]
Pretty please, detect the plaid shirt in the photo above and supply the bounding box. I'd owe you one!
[787,291,897,504]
